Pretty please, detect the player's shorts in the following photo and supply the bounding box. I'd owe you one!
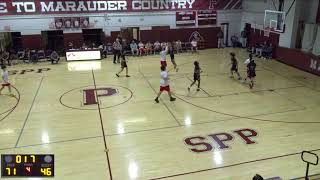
[170,58,177,66]
[1,83,10,87]
[121,61,127,68]
[170,54,174,60]
[160,85,170,92]
[231,65,238,72]
[247,71,256,78]
[161,61,167,67]
[193,73,200,81]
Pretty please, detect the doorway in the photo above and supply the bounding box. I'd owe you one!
[0,32,22,52]
[41,30,64,53]
[82,29,104,47]
[220,23,229,47]
[120,27,140,41]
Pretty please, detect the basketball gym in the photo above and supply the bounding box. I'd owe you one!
[0,0,320,179]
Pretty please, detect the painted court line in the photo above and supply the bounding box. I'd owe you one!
[14,77,44,148]
[138,64,182,126]
[186,76,213,96]
[91,70,113,180]
[0,106,307,152]
[149,148,320,180]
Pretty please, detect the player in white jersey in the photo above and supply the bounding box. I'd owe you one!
[0,65,12,96]
[160,46,168,67]
[154,66,176,103]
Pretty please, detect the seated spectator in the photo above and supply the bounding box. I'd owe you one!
[92,42,96,49]
[68,41,74,50]
[175,40,182,53]
[99,44,107,58]
[0,51,10,66]
[262,43,273,59]
[250,43,259,55]
[37,50,46,60]
[106,43,113,54]
[98,44,103,50]
[145,42,153,55]
[255,42,267,58]
[130,40,138,56]
[231,34,240,48]
[50,51,60,64]
[138,41,145,56]
[191,39,198,53]
[9,48,17,60]
[81,43,88,50]
[161,42,167,51]
[154,41,161,54]
[18,50,25,60]
[18,48,31,63]
[30,50,39,63]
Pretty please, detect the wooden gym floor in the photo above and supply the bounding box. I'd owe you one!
[0,48,320,180]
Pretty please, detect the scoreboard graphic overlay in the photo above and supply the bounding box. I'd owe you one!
[1,154,54,177]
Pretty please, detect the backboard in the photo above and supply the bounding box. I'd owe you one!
[264,10,286,33]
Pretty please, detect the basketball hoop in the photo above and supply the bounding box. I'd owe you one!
[264,10,286,33]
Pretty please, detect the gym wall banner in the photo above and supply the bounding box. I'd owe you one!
[197,10,217,26]
[54,17,89,29]
[0,0,242,16]
[176,11,196,26]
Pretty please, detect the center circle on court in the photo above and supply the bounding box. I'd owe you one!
[60,85,133,110]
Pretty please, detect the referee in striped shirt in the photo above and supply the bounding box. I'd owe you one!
[113,38,122,64]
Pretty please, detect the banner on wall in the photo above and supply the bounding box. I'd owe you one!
[197,10,217,26]
[0,0,242,16]
[54,17,88,29]
[176,11,196,26]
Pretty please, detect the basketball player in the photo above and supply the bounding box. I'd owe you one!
[160,46,168,67]
[247,58,256,89]
[188,61,202,91]
[243,53,253,82]
[155,66,176,103]
[244,53,252,65]
[229,52,241,80]
[168,42,178,72]
[0,65,12,96]
[116,52,130,78]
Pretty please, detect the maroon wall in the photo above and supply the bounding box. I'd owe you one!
[63,33,83,49]
[22,35,42,50]
[275,47,320,76]
[248,28,280,47]
[105,31,120,44]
